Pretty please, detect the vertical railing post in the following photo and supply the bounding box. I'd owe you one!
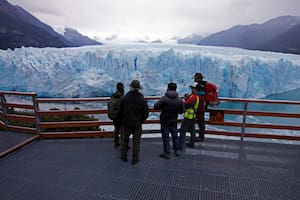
[32,95,41,135]
[0,94,8,130]
[241,101,248,141]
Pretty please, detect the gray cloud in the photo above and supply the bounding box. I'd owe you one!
[7,0,300,40]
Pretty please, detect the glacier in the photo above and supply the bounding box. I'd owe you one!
[0,43,300,98]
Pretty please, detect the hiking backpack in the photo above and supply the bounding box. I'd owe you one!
[107,96,120,120]
[196,81,219,106]
[205,82,220,106]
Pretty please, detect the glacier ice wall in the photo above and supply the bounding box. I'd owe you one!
[0,43,300,98]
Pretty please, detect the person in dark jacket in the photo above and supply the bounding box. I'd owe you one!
[118,80,149,165]
[111,82,124,147]
[154,82,184,159]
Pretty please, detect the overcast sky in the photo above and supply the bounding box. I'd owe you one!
[7,0,300,41]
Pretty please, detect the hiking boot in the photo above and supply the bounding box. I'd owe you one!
[195,137,204,142]
[175,150,180,157]
[186,143,195,148]
[160,152,171,159]
[132,159,139,165]
[121,155,128,162]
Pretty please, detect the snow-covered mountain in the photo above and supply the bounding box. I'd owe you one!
[0,43,300,98]
[177,34,204,44]
[61,27,102,47]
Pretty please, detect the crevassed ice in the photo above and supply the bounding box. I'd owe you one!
[0,43,300,98]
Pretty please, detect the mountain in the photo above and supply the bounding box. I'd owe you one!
[260,24,300,54]
[62,28,102,47]
[198,15,300,54]
[1,44,299,98]
[0,0,71,50]
[177,34,204,44]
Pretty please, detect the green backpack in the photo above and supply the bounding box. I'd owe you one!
[107,96,120,120]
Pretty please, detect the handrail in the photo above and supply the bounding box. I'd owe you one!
[219,97,300,105]
[7,125,37,134]
[35,97,110,103]
[0,121,5,129]
[0,91,299,141]
[6,114,36,122]
[0,135,39,158]
[38,109,107,116]
[2,103,35,110]
[39,121,111,128]
[218,109,300,118]
[0,91,37,96]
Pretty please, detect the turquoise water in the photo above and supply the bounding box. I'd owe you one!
[207,89,300,144]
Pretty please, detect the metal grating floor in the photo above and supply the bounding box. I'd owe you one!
[0,135,299,200]
[0,131,34,153]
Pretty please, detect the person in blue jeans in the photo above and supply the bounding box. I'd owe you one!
[154,82,184,159]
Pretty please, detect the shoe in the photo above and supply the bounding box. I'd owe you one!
[121,156,128,162]
[175,150,180,156]
[131,160,139,165]
[120,145,130,151]
[195,137,204,142]
[160,152,171,159]
[186,143,195,148]
[115,143,120,148]
[197,134,205,142]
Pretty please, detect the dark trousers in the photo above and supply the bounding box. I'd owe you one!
[179,118,196,149]
[196,111,205,138]
[113,122,122,145]
[161,121,179,153]
[120,126,142,162]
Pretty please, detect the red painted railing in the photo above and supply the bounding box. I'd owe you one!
[1,91,300,141]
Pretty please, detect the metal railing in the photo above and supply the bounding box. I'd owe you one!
[1,91,300,141]
[0,91,37,134]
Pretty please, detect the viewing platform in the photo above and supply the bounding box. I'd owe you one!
[1,91,300,199]
[1,131,300,200]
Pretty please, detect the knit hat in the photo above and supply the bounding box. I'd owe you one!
[116,82,124,91]
[167,82,177,91]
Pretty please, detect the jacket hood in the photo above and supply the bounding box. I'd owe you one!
[195,91,205,96]
[165,90,179,99]
[112,91,124,98]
